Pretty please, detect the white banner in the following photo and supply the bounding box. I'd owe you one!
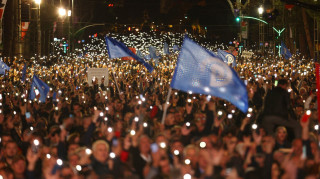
[87,68,109,86]
[241,50,254,59]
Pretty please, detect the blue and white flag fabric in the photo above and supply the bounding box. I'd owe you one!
[164,42,170,55]
[217,49,236,67]
[105,36,153,72]
[170,36,248,113]
[136,50,145,59]
[280,41,292,60]
[0,61,10,75]
[149,46,161,59]
[21,63,27,82]
[29,75,50,103]
[173,45,179,52]
[145,54,151,61]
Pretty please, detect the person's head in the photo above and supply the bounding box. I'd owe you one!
[68,143,80,154]
[68,152,80,167]
[194,113,206,130]
[271,162,281,179]
[170,139,184,154]
[11,155,26,176]
[0,167,14,179]
[4,141,18,159]
[183,144,199,165]
[164,113,175,126]
[275,126,287,143]
[1,133,13,147]
[292,139,303,157]
[138,135,151,155]
[261,136,275,154]
[60,164,75,179]
[278,79,288,90]
[92,140,109,163]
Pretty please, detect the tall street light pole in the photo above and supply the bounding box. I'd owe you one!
[258,5,264,53]
[35,0,41,57]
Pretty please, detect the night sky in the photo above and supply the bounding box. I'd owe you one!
[69,0,238,42]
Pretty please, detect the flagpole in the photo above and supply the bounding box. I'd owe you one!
[111,66,121,96]
[161,87,172,124]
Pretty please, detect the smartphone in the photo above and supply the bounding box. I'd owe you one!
[26,112,31,119]
[112,139,118,147]
[151,143,159,153]
[31,140,40,153]
[274,80,278,87]
[302,145,307,159]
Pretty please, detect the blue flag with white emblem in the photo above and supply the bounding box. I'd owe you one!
[164,42,170,55]
[0,61,10,75]
[29,75,50,103]
[171,36,248,113]
[136,50,145,59]
[105,36,153,72]
[149,46,161,59]
[217,49,236,67]
[280,41,292,60]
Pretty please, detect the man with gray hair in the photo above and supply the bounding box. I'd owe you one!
[90,140,122,178]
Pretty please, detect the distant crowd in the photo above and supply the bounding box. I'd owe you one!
[0,46,319,179]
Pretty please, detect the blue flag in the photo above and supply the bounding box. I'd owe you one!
[171,36,248,113]
[173,45,179,52]
[145,54,151,61]
[217,49,236,67]
[164,42,170,55]
[29,75,50,103]
[149,46,161,59]
[105,36,153,72]
[21,63,27,82]
[0,61,10,75]
[281,41,292,59]
[136,50,145,59]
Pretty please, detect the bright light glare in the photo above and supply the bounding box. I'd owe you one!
[34,0,41,5]
[258,6,264,15]
[58,8,66,17]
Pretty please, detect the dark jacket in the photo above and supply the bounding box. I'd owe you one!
[90,155,122,178]
[263,86,291,119]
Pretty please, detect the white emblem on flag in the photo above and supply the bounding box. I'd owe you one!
[208,58,232,87]
[226,54,234,63]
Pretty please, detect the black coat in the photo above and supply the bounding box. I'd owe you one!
[263,87,291,119]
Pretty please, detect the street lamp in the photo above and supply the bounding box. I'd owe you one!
[34,0,41,5]
[58,8,67,17]
[58,7,72,54]
[34,0,41,57]
[258,6,264,15]
[258,6,264,52]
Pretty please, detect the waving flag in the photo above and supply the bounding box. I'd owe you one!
[29,75,50,103]
[149,46,161,59]
[171,36,248,113]
[21,63,27,82]
[164,42,170,55]
[121,47,136,61]
[0,60,10,75]
[281,41,292,60]
[136,50,145,59]
[105,36,153,72]
[217,49,236,67]
[173,45,179,52]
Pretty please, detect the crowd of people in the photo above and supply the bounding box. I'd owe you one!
[0,33,319,179]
